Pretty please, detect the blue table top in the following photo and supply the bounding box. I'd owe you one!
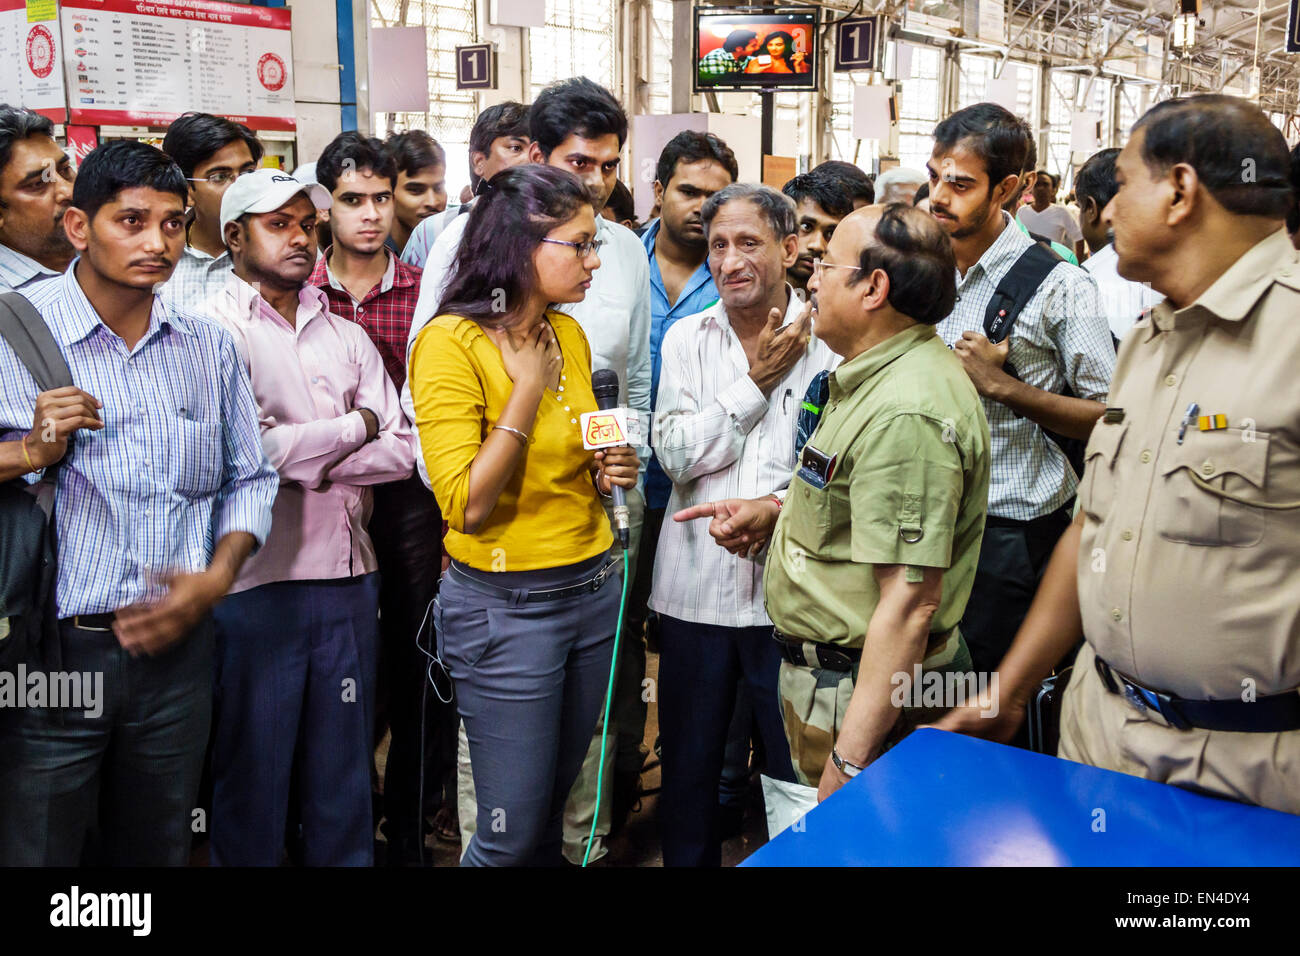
[744,728,1300,866]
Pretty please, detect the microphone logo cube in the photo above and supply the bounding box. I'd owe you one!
[581,408,643,450]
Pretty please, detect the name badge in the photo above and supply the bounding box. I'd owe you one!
[797,443,837,490]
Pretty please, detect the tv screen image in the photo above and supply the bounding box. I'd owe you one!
[694,9,818,93]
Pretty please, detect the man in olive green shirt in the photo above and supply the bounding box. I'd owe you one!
[675,204,990,799]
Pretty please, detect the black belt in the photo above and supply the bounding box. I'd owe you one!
[774,627,955,673]
[985,500,1074,531]
[1094,654,1300,733]
[447,556,620,604]
[60,612,116,632]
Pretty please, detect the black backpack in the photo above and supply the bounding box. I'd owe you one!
[0,292,72,670]
[982,242,1108,479]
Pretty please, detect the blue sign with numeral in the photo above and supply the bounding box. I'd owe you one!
[835,15,880,72]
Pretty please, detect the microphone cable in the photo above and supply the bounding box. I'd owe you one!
[582,546,632,867]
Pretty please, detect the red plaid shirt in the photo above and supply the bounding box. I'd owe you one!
[309,249,422,392]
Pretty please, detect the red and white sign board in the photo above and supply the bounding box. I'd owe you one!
[60,0,293,130]
[0,0,68,121]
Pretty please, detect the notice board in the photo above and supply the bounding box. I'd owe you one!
[60,0,294,130]
[0,0,67,120]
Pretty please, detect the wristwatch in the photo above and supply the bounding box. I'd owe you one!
[830,746,865,778]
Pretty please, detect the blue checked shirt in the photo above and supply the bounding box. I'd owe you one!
[159,245,234,314]
[0,242,61,295]
[0,265,277,617]
[936,213,1114,520]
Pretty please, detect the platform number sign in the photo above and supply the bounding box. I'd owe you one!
[835,15,881,72]
[456,43,497,90]
[1287,0,1300,52]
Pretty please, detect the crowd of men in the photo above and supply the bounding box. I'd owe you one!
[0,75,1298,867]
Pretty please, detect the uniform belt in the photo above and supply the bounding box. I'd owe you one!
[60,612,116,633]
[447,557,620,604]
[774,627,954,673]
[1094,654,1300,733]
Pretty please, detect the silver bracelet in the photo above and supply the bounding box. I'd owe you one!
[493,424,529,446]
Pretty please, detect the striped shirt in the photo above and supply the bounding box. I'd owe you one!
[160,245,234,314]
[0,265,277,617]
[399,202,470,269]
[649,288,837,627]
[935,213,1114,520]
[0,242,61,295]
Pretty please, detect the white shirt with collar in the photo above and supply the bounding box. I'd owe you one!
[161,244,234,315]
[649,287,837,627]
[402,207,653,486]
[0,243,60,295]
[1081,243,1163,341]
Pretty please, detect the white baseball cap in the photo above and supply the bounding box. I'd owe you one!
[220,168,331,234]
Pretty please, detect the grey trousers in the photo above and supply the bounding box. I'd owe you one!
[435,550,620,866]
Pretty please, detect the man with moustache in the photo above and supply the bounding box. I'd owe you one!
[937,95,1300,816]
[782,169,856,299]
[203,169,417,865]
[0,141,277,865]
[924,103,1113,687]
[0,105,76,294]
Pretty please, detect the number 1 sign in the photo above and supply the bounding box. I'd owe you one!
[835,15,881,72]
[456,43,496,90]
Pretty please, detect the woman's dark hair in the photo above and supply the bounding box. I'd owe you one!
[850,203,957,326]
[530,77,628,158]
[1074,147,1121,213]
[655,130,738,188]
[468,101,530,190]
[1132,94,1293,220]
[72,140,188,221]
[317,131,398,192]
[437,164,591,326]
[0,104,54,175]
[384,130,445,178]
[762,30,797,70]
[161,112,263,178]
[933,102,1031,188]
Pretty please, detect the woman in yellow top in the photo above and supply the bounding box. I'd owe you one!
[408,164,639,866]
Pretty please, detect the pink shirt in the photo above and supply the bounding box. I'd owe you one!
[204,274,417,593]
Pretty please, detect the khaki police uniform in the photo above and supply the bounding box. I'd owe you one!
[764,324,991,786]
[1065,229,1300,814]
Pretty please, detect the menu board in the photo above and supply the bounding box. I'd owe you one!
[60,0,293,130]
[0,0,67,120]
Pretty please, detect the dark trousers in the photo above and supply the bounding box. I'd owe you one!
[657,615,796,867]
[369,474,450,859]
[437,553,619,866]
[210,574,380,866]
[961,504,1074,676]
[0,618,213,866]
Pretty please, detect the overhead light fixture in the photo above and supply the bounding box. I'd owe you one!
[1171,12,1196,49]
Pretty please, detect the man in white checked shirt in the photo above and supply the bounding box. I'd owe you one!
[926,104,1114,689]
[651,183,835,866]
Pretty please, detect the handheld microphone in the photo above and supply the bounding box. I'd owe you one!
[591,368,630,550]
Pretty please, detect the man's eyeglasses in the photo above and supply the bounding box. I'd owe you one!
[540,237,604,258]
[812,258,861,277]
[187,168,258,187]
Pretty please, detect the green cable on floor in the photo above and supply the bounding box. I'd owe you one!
[582,548,631,868]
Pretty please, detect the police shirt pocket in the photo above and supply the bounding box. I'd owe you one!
[167,417,224,498]
[1155,429,1269,547]
[1079,419,1127,522]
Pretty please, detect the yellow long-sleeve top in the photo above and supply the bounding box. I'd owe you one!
[409,312,613,572]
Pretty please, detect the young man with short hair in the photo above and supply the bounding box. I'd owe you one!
[1074,147,1161,341]
[0,104,75,294]
[383,130,447,255]
[309,131,448,865]
[160,112,263,309]
[1018,168,1084,260]
[0,141,277,865]
[925,102,1113,688]
[812,159,875,208]
[781,169,856,296]
[400,102,530,268]
[203,169,417,866]
[698,30,761,82]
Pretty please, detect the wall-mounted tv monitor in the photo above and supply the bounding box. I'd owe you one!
[694,7,819,93]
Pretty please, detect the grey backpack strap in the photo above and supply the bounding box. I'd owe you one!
[0,291,72,393]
